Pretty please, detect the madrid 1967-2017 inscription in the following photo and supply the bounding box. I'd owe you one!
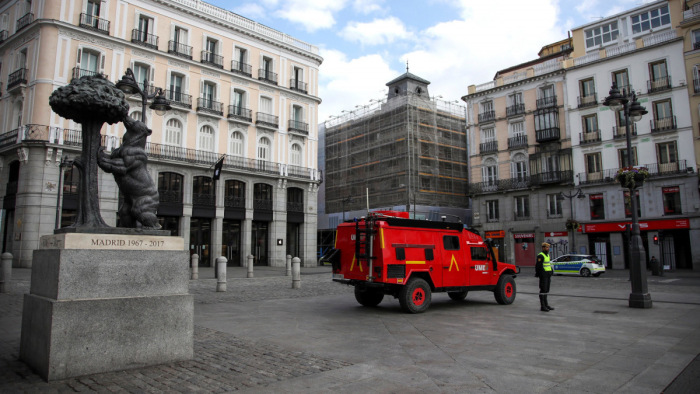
[91,238,165,248]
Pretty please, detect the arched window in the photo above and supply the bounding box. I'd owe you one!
[287,187,303,212]
[224,179,245,208]
[230,131,244,156]
[157,172,183,203]
[165,119,182,146]
[258,137,270,161]
[290,143,302,166]
[199,125,214,151]
[511,153,528,181]
[130,111,142,122]
[482,158,498,185]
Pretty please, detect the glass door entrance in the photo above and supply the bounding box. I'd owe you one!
[222,219,241,266]
[251,221,268,266]
[190,217,211,266]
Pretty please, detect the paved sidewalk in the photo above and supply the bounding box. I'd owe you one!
[2,265,700,393]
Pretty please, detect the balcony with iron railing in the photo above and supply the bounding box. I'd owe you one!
[16,13,33,32]
[164,90,192,109]
[192,193,215,206]
[650,116,676,133]
[508,135,528,149]
[256,112,279,128]
[468,176,530,195]
[224,195,245,208]
[201,51,223,68]
[159,190,182,204]
[227,105,252,122]
[647,76,672,94]
[529,170,573,186]
[579,130,601,145]
[535,127,560,143]
[287,201,304,212]
[7,68,28,90]
[254,199,273,210]
[231,60,252,77]
[578,160,689,185]
[79,13,110,34]
[0,30,8,43]
[131,29,158,50]
[168,40,192,59]
[290,79,307,94]
[288,119,309,135]
[612,124,637,139]
[478,110,496,123]
[577,93,597,108]
[258,69,278,85]
[506,103,525,117]
[71,67,106,80]
[536,95,557,109]
[196,98,223,116]
[479,140,498,154]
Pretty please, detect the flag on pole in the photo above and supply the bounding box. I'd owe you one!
[213,155,225,180]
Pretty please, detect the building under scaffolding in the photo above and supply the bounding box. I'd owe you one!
[323,72,469,224]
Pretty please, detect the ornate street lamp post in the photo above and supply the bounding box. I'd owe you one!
[603,82,651,308]
[116,68,171,123]
[558,188,585,254]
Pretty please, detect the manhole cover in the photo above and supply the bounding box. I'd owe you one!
[593,310,618,314]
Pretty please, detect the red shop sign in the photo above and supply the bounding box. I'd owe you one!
[583,218,690,233]
[662,187,680,194]
[544,232,568,237]
[513,233,535,239]
[589,194,604,200]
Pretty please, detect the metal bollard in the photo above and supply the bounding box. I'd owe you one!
[190,254,199,280]
[286,255,292,276]
[292,257,301,289]
[247,255,254,278]
[0,253,12,293]
[216,257,227,292]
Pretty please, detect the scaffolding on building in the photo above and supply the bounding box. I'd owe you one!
[324,92,468,217]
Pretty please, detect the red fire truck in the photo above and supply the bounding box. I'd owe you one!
[322,212,520,313]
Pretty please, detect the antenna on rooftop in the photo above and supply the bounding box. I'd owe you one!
[406,59,409,73]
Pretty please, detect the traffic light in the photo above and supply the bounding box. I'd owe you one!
[653,235,659,245]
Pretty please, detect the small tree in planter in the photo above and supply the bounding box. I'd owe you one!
[565,218,580,231]
[616,166,649,190]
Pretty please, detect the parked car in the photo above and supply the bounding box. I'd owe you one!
[550,254,605,277]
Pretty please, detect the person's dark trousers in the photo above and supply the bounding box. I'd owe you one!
[539,276,553,311]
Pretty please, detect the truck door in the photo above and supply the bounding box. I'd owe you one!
[441,235,466,287]
[468,246,492,286]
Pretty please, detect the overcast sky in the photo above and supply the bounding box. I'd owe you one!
[207,0,656,123]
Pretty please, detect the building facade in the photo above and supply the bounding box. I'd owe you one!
[0,0,322,268]
[321,72,469,236]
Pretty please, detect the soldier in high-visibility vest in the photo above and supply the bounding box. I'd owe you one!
[535,242,554,312]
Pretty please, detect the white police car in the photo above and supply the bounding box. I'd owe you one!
[550,254,605,277]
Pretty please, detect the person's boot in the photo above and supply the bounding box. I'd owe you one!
[545,295,554,311]
[540,295,549,312]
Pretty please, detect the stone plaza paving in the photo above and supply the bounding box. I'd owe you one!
[2,265,700,393]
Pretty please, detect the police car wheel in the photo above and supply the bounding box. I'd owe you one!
[399,278,431,313]
[580,268,591,277]
[354,286,384,307]
[448,291,468,301]
[494,275,516,305]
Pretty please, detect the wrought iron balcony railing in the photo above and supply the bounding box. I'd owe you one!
[79,13,110,34]
[468,176,530,195]
[536,95,557,109]
[529,170,573,186]
[164,90,192,109]
[159,190,182,204]
[254,199,273,210]
[258,69,278,85]
[224,196,245,208]
[478,110,495,123]
[288,120,309,134]
[227,106,252,122]
[577,160,688,185]
[16,13,33,32]
[287,201,304,212]
[201,51,223,68]
[231,60,252,77]
[168,40,192,59]
[506,103,525,117]
[577,93,597,108]
[196,98,224,116]
[192,193,215,206]
[508,135,528,149]
[479,140,498,154]
[71,67,107,80]
[647,76,672,94]
[612,124,637,139]
[535,127,560,143]
[131,29,159,49]
[7,68,28,90]
[290,79,307,94]
[650,116,676,133]
[256,112,279,128]
[579,130,601,145]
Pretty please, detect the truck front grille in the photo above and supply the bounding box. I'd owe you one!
[387,264,405,279]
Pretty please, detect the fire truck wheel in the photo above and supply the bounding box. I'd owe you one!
[354,286,384,307]
[448,291,468,301]
[494,275,516,305]
[399,278,431,313]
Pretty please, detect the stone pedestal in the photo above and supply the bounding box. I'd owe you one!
[20,232,193,381]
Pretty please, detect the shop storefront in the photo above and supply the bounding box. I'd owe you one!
[484,230,505,262]
[513,233,536,266]
[542,231,569,260]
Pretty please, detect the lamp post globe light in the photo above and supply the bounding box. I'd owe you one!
[116,68,171,122]
[603,82,651,309]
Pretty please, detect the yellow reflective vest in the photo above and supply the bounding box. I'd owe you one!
[539,252,552,271]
